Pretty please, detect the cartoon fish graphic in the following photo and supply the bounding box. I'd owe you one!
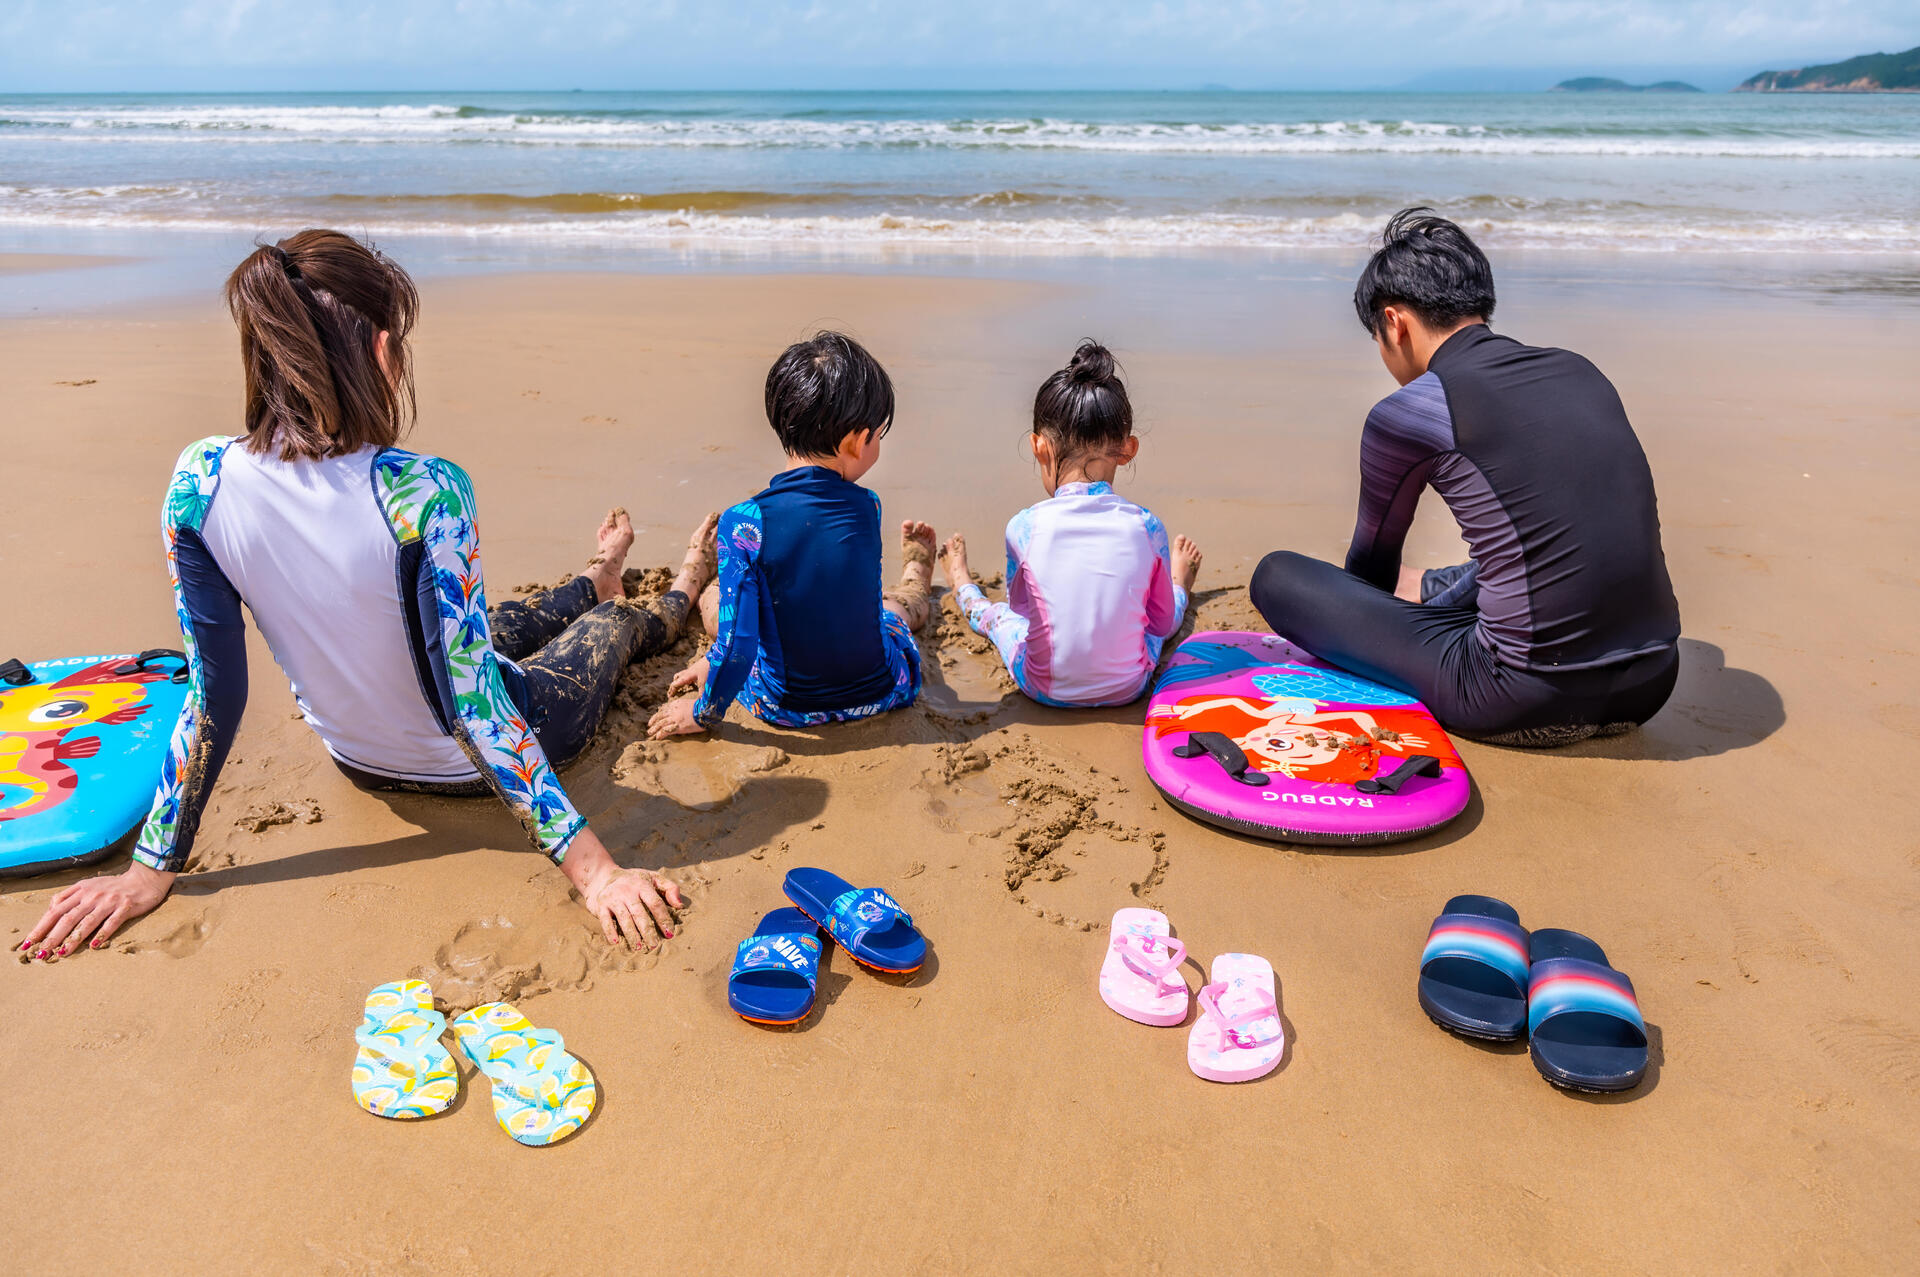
[0,657,175,822]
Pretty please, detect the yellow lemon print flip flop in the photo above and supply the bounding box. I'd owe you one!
[450,1002,597,1147]
[351,979,461,1119]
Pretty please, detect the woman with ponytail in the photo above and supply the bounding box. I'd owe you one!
[941,341,1202,707]
[21,229,715,961]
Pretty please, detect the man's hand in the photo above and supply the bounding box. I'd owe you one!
[647,696,706,740]
[561,828,686,950]
[19,861,176,960]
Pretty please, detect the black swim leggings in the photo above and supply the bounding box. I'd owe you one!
[1249,552,1678,747]
[336,577,689,794]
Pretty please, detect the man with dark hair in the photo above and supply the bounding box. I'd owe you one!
[1251,209,1681,746]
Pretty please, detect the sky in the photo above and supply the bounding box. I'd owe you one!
[0,0,1913,92]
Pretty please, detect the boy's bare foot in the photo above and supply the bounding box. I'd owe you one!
[940,532,973,593]
[885,519,937,631]
[669,511,720,600]
[584,507,635,603]
[1173,534,1203,593]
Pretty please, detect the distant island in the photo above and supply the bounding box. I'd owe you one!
[1553,77,1701,93]
[1738,44,1920,92]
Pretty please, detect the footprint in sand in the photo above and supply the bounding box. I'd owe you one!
[1809,1015,1920,1094]
[416,913,604,1010]
[610,740,788,812]
[124,909,216,958]
[1874,703,1920,741]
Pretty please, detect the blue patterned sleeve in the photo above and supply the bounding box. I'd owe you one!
[133,437,249,873]
[374,452,585,862]
[693,500,764,730]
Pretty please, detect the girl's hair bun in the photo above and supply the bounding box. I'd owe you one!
[1066,340,1116,385]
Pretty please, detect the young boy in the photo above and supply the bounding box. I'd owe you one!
[647,332,936,738]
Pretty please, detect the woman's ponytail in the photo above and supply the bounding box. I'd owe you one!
[223,229,418,461]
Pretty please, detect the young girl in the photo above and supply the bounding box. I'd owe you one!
[941,341,1201,708]
[22,229,707,962]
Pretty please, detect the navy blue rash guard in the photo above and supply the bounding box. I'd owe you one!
[695,466,918,728]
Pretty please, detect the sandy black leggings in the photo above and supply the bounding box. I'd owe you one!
[337,577,689,794]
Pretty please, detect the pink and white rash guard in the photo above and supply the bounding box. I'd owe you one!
[953,480,1188,707]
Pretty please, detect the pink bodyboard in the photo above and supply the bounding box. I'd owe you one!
[1142,631,1470,845]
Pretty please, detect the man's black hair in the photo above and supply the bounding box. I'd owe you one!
[1353,207,1496,338]
[764,331,894,458]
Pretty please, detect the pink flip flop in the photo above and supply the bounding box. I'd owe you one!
[1099,907,1191,1027]
[1188,953,1285,1083]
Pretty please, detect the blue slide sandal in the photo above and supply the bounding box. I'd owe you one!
[1417,894,1531,1041]
[728,908,824,1026]
[1527,929,1649,1093]
[783,868,926,975]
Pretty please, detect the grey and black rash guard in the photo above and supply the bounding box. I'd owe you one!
[1347,324,1680,671]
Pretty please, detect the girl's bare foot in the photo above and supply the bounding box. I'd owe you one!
[1173,534,1203,593]
[940,532,973,593]
[885,519,937,631]
[669,511,720,600]
[584,507,635,603]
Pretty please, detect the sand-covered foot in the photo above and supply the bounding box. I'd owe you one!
[1173,534,1203,593]
[886,519,937,631]
[583,507,635,603]
[940,532,974,594]
[669,511,720,600]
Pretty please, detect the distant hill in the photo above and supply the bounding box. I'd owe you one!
[1738,45,1920,92]
[1553,77,1702,93]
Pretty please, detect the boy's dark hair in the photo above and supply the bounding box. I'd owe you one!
[1033,340,1133,467]
[1353,207,1496,338]
[764,331,894,458]
[224,227,418,461]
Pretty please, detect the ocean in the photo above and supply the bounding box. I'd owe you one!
[3,89,1918,260]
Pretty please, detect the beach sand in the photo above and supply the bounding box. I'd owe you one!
[2,264,1916,1273]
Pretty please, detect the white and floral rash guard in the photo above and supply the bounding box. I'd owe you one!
[132,436,584,873]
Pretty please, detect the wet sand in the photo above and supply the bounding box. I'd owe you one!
[2,264,1917,1273]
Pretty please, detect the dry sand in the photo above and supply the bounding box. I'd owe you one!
[2,265,1917,1273]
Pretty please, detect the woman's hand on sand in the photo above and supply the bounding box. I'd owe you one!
[19,861,176,960]
[561,829,686,951]
[647,696,706,739]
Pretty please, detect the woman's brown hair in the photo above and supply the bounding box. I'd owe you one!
[223,228,419,460]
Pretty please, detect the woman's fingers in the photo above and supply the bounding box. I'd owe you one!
[90,905,132,949]
[35,899,93,958]
[55,904,114,956]
[634,878,676,939]
[613,899,652,951]
[650,873,688,911]
[594,899,622,948]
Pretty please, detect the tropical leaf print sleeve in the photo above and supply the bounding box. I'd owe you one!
[692,500,765,730]
[373,451,585,862]
[133,437,250,872]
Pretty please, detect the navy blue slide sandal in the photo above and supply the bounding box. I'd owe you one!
[1417,894,1531,1041]
[1526,929,1649,1093]
[783,868,926,975]
[727,908,823,1026]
